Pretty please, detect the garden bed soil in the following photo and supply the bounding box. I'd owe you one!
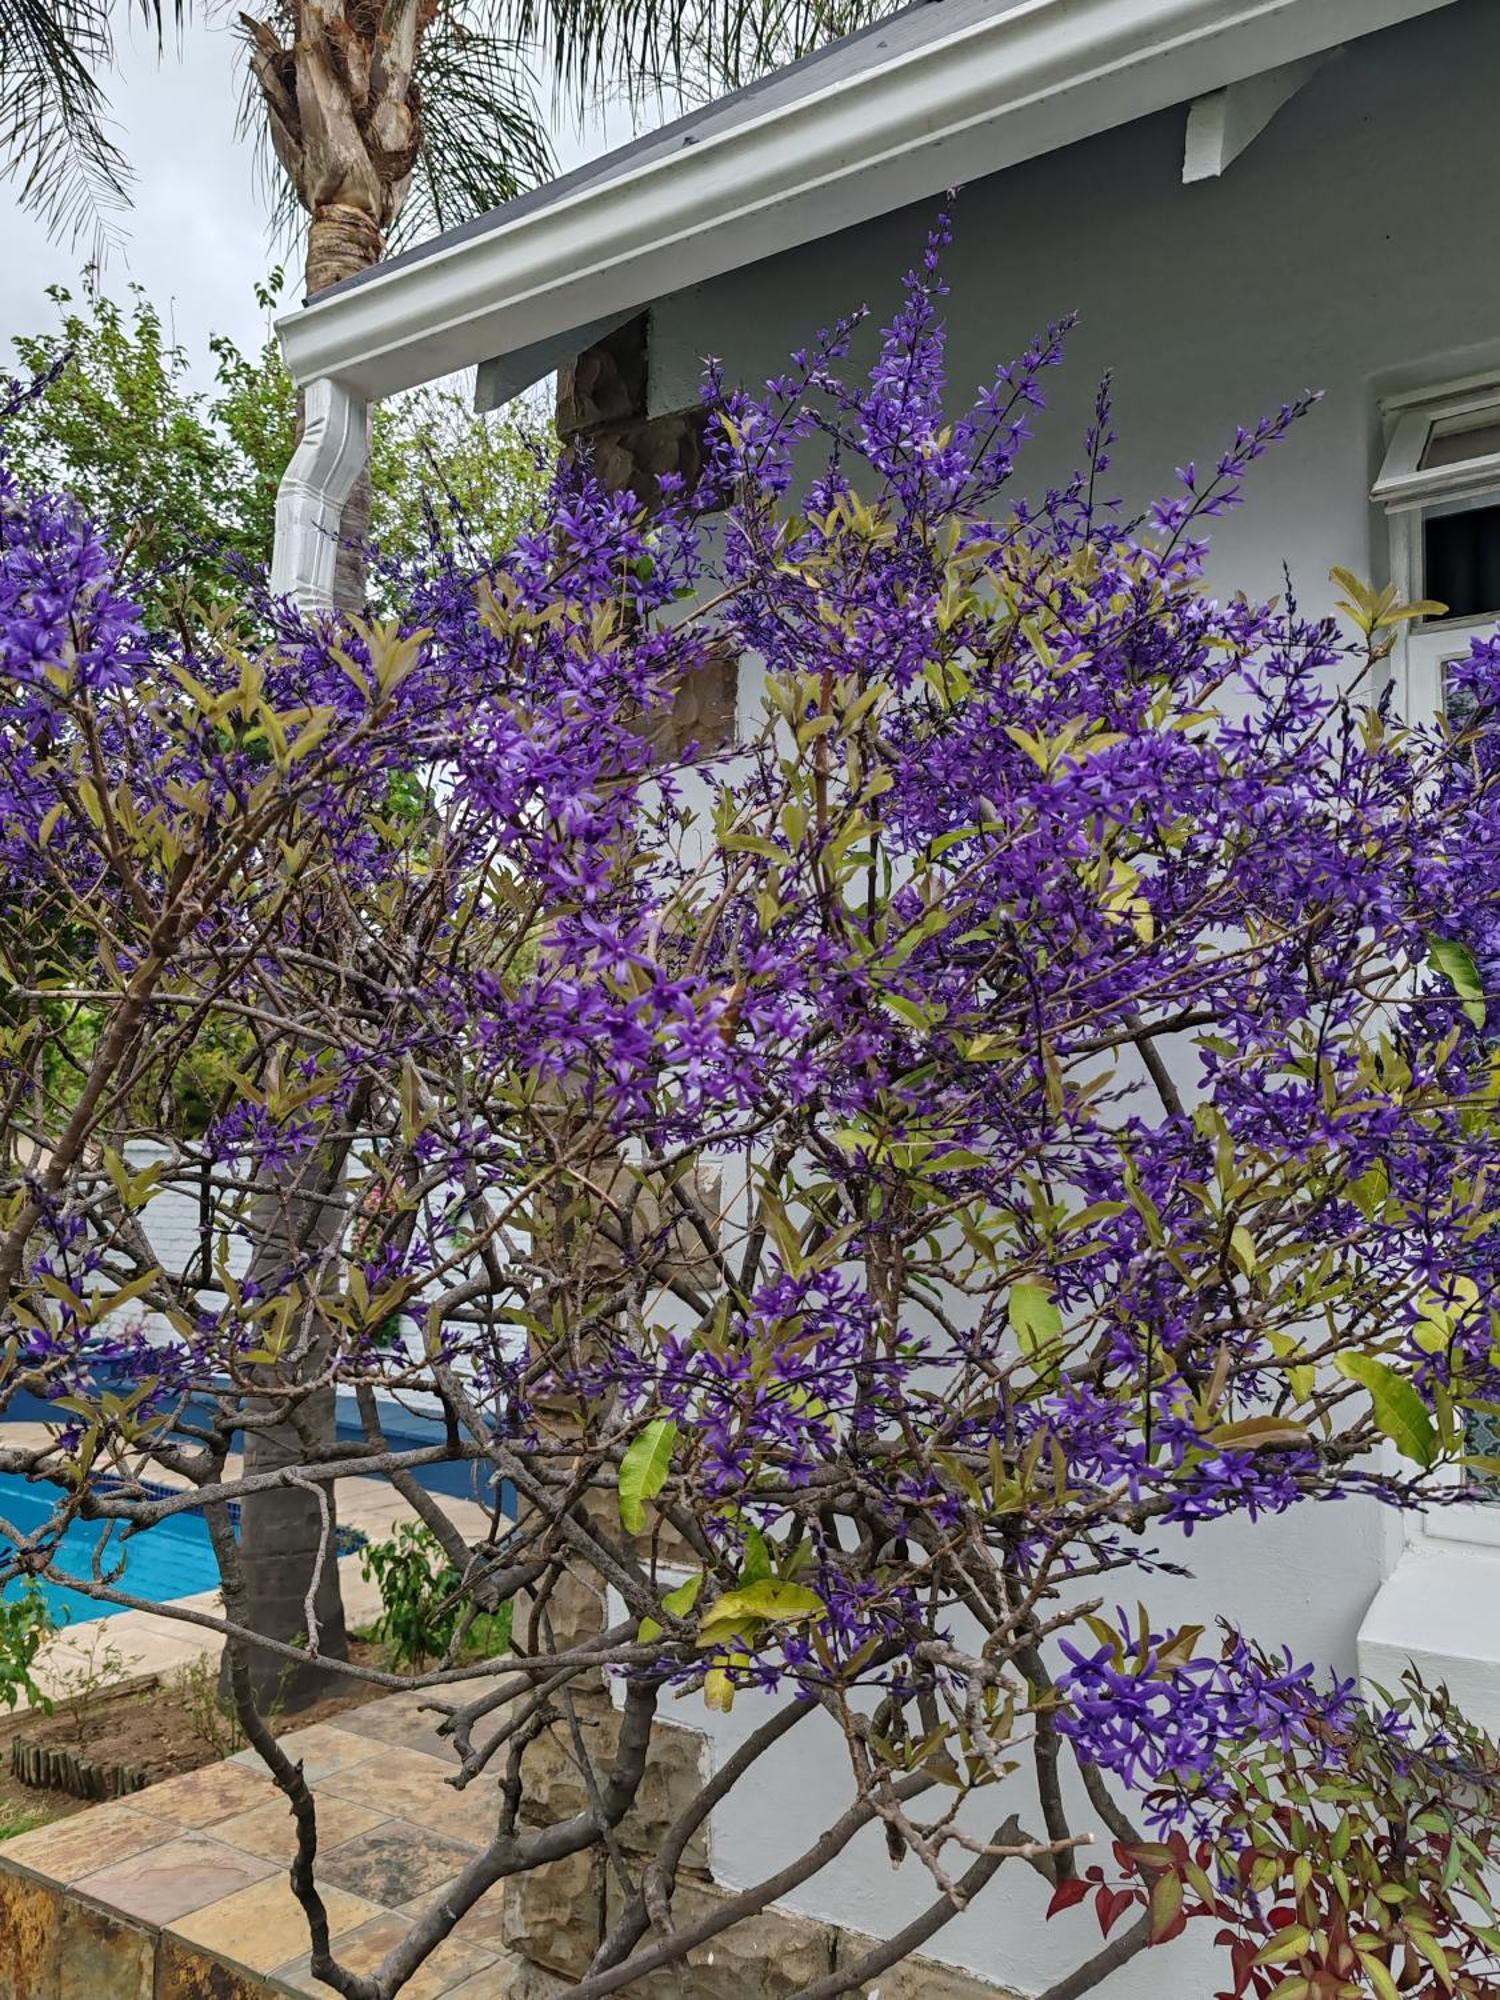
[0,1635,389,1832]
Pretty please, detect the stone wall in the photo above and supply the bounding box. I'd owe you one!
[556,315,737,768]
[0,1721,1025,1999]
[556,316,710,514]
[0,1864,253,1999]
[494,1578,1022,1998]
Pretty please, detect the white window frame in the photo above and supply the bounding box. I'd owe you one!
[1372,375,1500,1548]
[1375,372,1500,722]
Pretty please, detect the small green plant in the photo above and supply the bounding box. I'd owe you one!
[0,1799,55,1840]
[171,1653,246,1759]
[360,1523,512,1671]
[51,1628,130,1753]
[0,1584,55,1716]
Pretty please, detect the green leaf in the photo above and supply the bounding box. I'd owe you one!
[696,1579,825,1647]
[1348,1161,1389,1221]
[1429,936,1487,1031]
[93,1269,163,1319]
[1334,1353,1437,1467]
[1253,1926,1312,1966]
[1009,1280,1064,1381]
[1410,1928,1455,1989]
[639,1571,703,1643]
[618,1418,678,1535]
[882,992,936,1032]
[1147,1871,1183,1944]
[741,1525,773,1585]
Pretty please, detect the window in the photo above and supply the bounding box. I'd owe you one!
[1374,376,1500,722]
[1375,381,1500,1524]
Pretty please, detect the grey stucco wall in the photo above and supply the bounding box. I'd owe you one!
[631,6,1498,1993]
[651,0,1497,621]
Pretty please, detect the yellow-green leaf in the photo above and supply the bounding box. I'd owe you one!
[1253,1926,1312,1966]
[1335,1353,1437,1467]
[1429,936,1487,1032]
[618,1418,678,1535]
[1229,1224,1258,1277]
[1356,1952,1401,2000]
[1207,1417,1312,1451]
[639,1571,703,1643]
[696,1579,825,1648]
[1009,1280,1064,1382]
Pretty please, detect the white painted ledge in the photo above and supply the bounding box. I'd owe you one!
[1358,1533,1500,1733]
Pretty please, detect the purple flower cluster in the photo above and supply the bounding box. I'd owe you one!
[6,222,1500,1909]
[1057,1622,1362,1834]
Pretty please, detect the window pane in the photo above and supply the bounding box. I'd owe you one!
[1445,662,1479,727]
[1468,1406,1500,1499]
[1442,658,1500,1498]
[1424,504,1500,621]
[1422,419,1500,470]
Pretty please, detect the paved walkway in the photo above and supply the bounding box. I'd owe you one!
[0,1683,518,1996]
[0,1425,495,1709]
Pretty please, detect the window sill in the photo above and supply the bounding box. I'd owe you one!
[1357,1532,1500,1733]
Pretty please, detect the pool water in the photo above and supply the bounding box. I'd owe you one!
[0,1474,220,1628]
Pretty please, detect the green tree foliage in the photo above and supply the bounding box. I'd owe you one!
[359,1524,513,1670]
[5,271,553,597]
[7,275,553,1141]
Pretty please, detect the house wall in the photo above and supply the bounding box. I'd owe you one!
[632,5,1500,1995]
[651,0,1500,620]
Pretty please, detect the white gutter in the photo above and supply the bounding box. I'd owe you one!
[276,0,1454,404]
[269,379,369,606]
[270,0,1455,603]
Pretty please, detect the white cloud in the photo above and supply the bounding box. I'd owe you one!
[3,16,275,382]
[1,17,622,395]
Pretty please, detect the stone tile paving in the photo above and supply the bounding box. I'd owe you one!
[168,1876,384,1976]
[214,1793,387,1865]
[72,1835,278,1928]
[0,1682,522,1997]
[0,1660,1028,2000]
[274,1915,501,1999]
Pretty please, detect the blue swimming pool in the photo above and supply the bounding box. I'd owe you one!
[0,1474,220,1628]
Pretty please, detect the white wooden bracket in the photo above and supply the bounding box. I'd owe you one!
[269,377,371,610]
[1183,51,1336,183]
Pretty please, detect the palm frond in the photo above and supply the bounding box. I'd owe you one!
[0,0,193,249]
[0,0,130,250]
[508,0,903,116]
[393,21,552,246]
[241,0,891,280]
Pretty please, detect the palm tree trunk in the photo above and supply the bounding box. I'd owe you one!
[231,1138,355,1712]
[230,198,381,1710]
[245,0,422,604]
[233,14,416,1711]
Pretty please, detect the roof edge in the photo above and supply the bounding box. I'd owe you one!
[276,0,1457,402]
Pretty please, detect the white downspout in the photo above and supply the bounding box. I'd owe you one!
[269,377,371,609]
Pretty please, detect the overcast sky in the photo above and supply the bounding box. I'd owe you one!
[0,14,615,390]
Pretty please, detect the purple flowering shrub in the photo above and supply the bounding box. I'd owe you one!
[6,229,1500,1998]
